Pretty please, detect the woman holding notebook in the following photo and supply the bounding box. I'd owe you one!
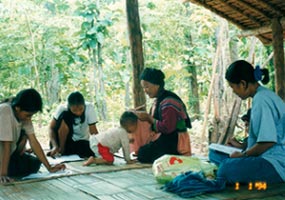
[211,60,285,185]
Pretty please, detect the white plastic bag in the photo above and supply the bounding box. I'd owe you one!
[152,155,217,184]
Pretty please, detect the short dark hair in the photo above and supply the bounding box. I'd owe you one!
[11,88,43,112]
[67,91,85,107]
[120,111,138,128]
[225,60,269,85]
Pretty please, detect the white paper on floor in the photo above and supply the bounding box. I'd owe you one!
[21,169,73,180]
[47,154,84,165]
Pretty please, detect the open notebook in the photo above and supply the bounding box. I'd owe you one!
[209,143,242,155]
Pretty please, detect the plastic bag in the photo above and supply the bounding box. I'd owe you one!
[152,155,217,184]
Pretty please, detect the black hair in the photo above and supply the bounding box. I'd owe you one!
[241,108,251,122]
[67,91,85,124]
[225,60,269,85]
[11,88,43,112]
[140,68,165,88]
[67,91,85,107]
[120,111,138,128]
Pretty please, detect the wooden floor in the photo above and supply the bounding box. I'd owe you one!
[1,159,285,200]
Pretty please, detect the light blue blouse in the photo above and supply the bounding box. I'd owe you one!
[248,86,285,181]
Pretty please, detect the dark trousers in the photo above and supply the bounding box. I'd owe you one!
[51,111,94,158]
[8,130,41,177]
[64,137,95,158]
[8,151,41,177]
[137,132,178,163]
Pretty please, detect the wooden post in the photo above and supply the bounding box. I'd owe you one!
[219,98,241,144]
[271,18,285,100]
[126,0,146,108]
[200,43,220,151]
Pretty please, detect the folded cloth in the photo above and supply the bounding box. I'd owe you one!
[162,171,226,198]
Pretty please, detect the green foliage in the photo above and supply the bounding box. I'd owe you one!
[44,0,70,15]
[0,0,278,127]
[75,0,113,49]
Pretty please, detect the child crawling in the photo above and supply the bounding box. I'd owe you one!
[83,111,138,166]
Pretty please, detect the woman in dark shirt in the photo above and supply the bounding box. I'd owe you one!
[136,68,192,163]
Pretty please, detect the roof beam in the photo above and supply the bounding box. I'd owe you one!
[239,17,285,37]
[237,0,271,20]
[257,1,284,17]
[217,0,263,26]
[256,35,272,45]
[187,0,247,29]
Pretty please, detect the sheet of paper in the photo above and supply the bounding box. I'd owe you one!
[21,169,73,180]
[209,143,242,155]
[47,154,84,165]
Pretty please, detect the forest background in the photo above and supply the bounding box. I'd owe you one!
[0,0,276,155]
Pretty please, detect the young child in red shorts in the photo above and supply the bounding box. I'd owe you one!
[83,111,138,165]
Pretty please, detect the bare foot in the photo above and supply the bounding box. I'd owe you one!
[83,157,113,166]
[93,157,113,165]
[83,156,96,166]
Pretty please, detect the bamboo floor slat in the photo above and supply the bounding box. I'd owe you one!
[1,158,285,199]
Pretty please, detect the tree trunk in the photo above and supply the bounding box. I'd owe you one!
[97,42,107,120]
[124,80,131,109]
[211,74,223,143]
[46,58,59,106]
[186,64,200,119]
[184,30,200,119]
[200,40,221,151]
[208,19,228,144]
[24,12,39,88]
[91,48,99,108]
[223,33,243,139]
[90,47,103,120]
[219,98,241,144]
[126,0,146,109]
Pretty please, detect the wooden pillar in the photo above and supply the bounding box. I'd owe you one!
[271,18,285,100]
[126,0,146,108]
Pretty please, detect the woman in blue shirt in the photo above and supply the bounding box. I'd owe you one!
[212,60,285,184]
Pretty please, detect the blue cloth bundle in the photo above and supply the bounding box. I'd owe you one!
[162,171,226,198]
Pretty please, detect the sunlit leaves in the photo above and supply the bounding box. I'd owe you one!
[0,0,275,122]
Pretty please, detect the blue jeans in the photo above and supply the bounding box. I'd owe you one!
[209,149,283,184]
[209,149,229,166]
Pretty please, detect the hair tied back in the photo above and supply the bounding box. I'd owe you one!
[254,65,262,81]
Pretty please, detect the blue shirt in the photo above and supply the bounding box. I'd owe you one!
[248,86,285,181]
